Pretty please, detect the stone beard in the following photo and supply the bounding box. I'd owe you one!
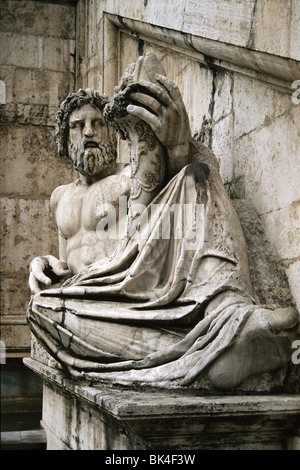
[68,140,116,177]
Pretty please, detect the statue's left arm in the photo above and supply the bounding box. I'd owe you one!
[126,74,192,179]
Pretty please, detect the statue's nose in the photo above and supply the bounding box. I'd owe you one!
[83,121,94,137]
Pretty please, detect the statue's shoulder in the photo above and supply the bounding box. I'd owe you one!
[105,164,131,196]
[50,181,77,213]
[116,163,130,177]
[114,163,131,187]
[93,164,130,187]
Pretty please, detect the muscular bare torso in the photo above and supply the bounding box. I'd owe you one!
[51,164,131,274]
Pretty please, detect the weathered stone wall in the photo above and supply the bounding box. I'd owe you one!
[75,0,300,311]
[0,1,76,352]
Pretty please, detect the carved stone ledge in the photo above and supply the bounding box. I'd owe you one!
[24,357,300,450]
[106,13,300,89]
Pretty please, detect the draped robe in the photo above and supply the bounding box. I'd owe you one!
[27,142,291,389]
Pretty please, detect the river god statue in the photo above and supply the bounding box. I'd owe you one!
[27,53,299,392]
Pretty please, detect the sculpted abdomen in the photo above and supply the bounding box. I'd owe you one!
[65,230,101,273]
[66,228,120,273]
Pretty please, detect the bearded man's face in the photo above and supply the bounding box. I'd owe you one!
[68,104,116,179]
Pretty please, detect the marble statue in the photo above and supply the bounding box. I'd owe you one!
[27,53,299,392]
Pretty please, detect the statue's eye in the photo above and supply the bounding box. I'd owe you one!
[69,121,83,129]
[93,119,104,127]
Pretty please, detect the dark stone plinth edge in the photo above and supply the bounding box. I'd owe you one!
[24,357,300,419]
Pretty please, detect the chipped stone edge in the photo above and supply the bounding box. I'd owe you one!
[24,357,300,419]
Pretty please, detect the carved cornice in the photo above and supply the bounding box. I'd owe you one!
[106,13,300,91]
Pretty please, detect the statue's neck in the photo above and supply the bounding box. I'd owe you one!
[77,162,117,185]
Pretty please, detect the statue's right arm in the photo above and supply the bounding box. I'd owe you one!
[28,185,71,295]
[29,255,70,294]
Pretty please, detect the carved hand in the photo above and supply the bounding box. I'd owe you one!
[126,74,192,176]
[29,255,71,295]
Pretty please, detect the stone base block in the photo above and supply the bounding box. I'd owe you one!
[24,358,300,451]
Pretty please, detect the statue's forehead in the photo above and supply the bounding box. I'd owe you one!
[69,104,103,121]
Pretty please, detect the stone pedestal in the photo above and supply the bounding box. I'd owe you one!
[24,357,300,451]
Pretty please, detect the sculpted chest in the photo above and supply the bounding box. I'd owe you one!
[56,174,130,240]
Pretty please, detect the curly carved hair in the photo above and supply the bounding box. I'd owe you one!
[56,88,113,160]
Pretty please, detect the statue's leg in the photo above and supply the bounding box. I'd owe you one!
[207,306,299,390]
[27,293,184,368]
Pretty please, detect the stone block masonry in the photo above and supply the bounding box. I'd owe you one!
[0,1,76,352]
[24,357,300,450]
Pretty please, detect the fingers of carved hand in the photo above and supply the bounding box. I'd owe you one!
[46,256,70,276]
[29,256,70,294]
[29,272,42,295]
[129,92,163,116]
[155,74,182,102]
[30,256,48,273]
[127,104,161,133]
[29,258,52,287]
[136,80,172,107]
[54,263,70,276]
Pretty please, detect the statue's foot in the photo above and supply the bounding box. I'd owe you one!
[269,307,299,332]
[207,307,299,391]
